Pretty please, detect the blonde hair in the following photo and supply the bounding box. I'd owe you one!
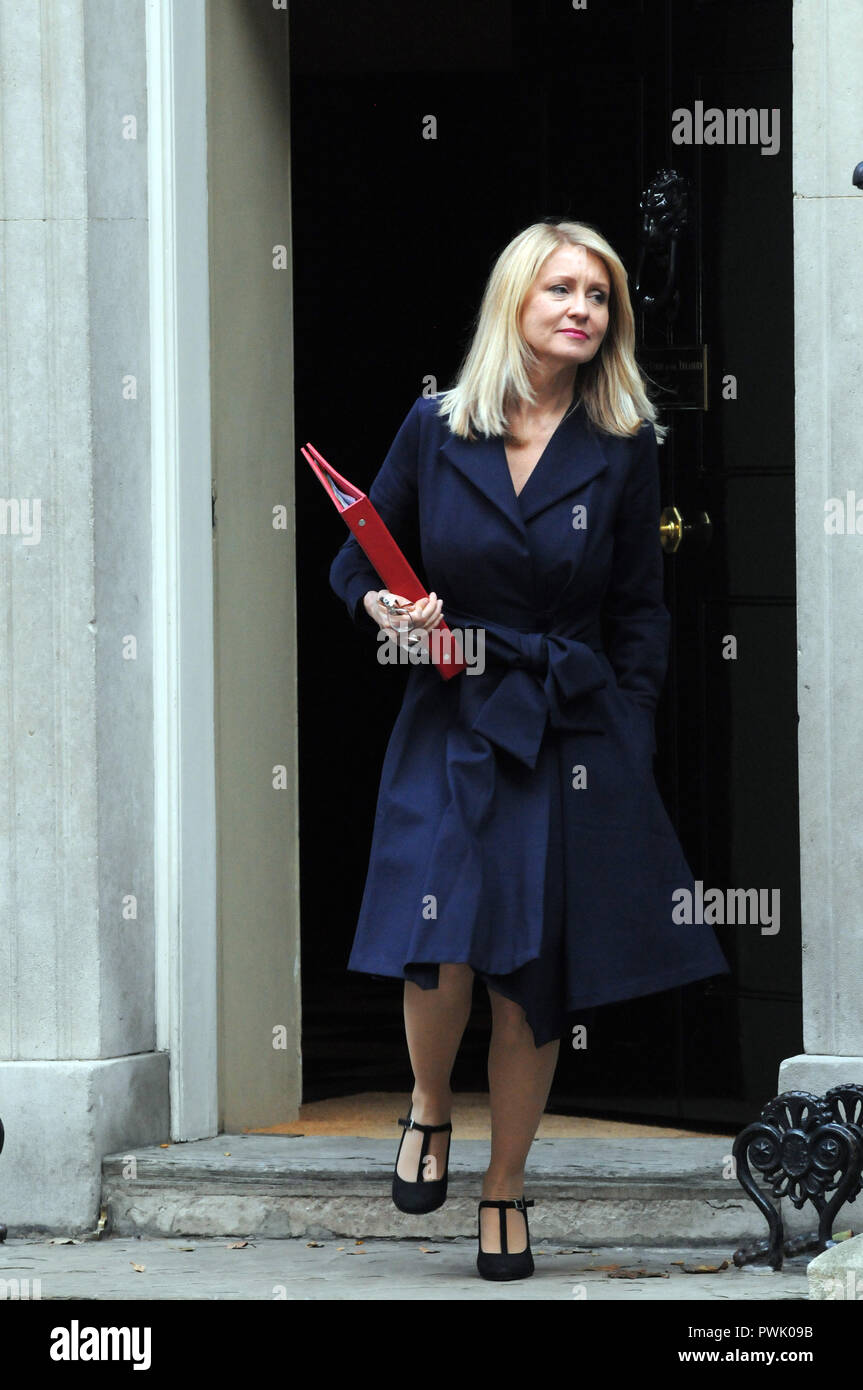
[435,219,666,443]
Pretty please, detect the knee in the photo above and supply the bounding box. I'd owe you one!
[487,987,531,1035]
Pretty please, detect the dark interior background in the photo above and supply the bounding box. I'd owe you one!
[291,0,799,1128]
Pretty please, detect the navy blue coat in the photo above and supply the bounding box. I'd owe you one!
[329,393,730,1046]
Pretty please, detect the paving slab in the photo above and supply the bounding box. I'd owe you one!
[0,1234,810,1301]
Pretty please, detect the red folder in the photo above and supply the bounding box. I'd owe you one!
[301,441,466,679]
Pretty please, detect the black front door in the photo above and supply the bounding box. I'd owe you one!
[293,0,799,1125]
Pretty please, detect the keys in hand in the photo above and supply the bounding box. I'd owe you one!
[368,589,444,639]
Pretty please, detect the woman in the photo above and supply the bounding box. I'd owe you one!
[328,219,730,1281]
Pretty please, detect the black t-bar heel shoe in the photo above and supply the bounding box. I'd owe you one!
[476,1197,535,1280]
[391,1106,453,1214]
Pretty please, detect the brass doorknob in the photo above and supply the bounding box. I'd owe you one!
[660,505,712,554]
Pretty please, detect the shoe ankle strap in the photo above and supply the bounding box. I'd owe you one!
[478,1197,534,1211]
[398,1115,452,1134]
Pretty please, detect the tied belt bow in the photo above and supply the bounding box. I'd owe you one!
[442,607,608,770]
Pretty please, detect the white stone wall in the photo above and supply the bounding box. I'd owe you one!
[780,0,863,1093]
[0,0,168,1231]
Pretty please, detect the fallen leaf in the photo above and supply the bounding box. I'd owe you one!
[159,1143,171,1149]
[306,1241,324,1248]
[682,1260,729,1274]
[418,1246,439,1254]
[224,1152,231,1157]
[355,1239,364,1245]
[607,1269,668,1280]
[47,1238,82,1245]
[228,1241,249,1249]
[130,1261,146,1273]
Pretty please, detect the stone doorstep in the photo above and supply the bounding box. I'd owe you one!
[99,1135,822,1245]
[807,1232,863,1299]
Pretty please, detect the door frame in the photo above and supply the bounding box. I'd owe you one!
[146,0,219,1140]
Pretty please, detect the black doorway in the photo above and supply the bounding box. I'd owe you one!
[292,0,799,1127]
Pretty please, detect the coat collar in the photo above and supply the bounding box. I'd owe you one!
[437,397,610,537]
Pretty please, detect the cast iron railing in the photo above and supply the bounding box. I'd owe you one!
[733,1086,863,1270]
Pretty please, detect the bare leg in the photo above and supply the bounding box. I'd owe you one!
[480,986,560,1253]
[397,963,475,1180]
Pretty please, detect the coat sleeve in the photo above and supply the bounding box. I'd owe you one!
[328,396,422,638]
[600,420,671,757]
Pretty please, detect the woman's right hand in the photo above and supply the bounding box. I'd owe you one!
[363,589,444,634]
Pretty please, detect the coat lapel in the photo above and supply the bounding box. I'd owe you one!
[437,429,526,539]
[437,398,610,536]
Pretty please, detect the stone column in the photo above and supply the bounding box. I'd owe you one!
[779,0,863,1098]
[0,0,168,1231]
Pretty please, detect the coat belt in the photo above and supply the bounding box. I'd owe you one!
[442,607,609,770]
